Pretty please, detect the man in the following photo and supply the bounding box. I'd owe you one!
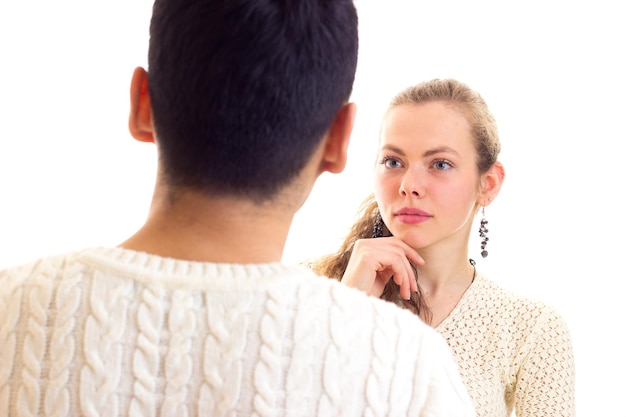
[0,0,475,415]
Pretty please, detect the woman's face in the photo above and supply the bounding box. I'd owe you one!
[373,101,483,251]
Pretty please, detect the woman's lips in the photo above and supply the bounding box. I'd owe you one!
[394,208,433,224]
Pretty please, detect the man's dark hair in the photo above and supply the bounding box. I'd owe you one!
[147,0,359,201]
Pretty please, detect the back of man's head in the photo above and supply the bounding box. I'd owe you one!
[147,0,359,201]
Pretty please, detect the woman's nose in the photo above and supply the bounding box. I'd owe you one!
[399,171,423,197]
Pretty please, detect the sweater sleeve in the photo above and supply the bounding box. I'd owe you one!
[514,306,576,417]
[417,333,477,417]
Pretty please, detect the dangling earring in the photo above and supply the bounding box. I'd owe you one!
[373,212,384,238]
[479,206,489,258]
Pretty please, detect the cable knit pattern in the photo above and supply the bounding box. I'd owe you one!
[386,310,413,416]
[0,247,477,417]
[284,282,319,416]
[161,290,195,417]
[198,292,251,416]
[318,283,361,417]
[80,270,132,417]
[365,301,395,417]
[253,286,289,417]
[16,265,54,417]
[43,263,82,417]
[436,273,576,417]
[0,267,32,416]
[0,268,26,417]
[129,285,165,417]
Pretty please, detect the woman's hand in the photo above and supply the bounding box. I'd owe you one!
[341,237,424,300]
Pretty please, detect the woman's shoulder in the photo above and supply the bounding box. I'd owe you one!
[473,273,569,330]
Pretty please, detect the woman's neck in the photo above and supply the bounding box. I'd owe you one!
[414,245,475,328]
[415,245,474,292]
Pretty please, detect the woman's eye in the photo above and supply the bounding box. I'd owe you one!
[433,159,452,170]
[381,157,403,169]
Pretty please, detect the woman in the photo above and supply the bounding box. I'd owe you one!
[310,78,575,416]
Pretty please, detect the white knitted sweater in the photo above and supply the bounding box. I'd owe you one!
[436,273,575,417]
[0,247,475,417]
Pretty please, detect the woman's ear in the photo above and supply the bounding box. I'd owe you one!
[479,161,505,206]
[128,67,155,143]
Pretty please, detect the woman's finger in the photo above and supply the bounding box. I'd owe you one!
[342,237,420,300]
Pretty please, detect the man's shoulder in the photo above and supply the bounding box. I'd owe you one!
[300,271,439,337]
[0,251,82,289]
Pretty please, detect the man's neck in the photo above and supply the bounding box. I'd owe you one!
[119,189,295,264]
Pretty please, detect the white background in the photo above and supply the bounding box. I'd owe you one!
[1,1,624,415]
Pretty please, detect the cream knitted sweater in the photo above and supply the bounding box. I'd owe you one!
[435,273,575,417]
[0,247,475,417]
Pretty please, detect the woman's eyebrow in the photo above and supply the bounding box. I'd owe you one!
[380,144,460,158]
[422,146,460,158]
[380,144,406,155]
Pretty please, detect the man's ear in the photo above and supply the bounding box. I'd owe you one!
[479,161,505,206]
[319,102,357,174]
[128,67,155,143]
